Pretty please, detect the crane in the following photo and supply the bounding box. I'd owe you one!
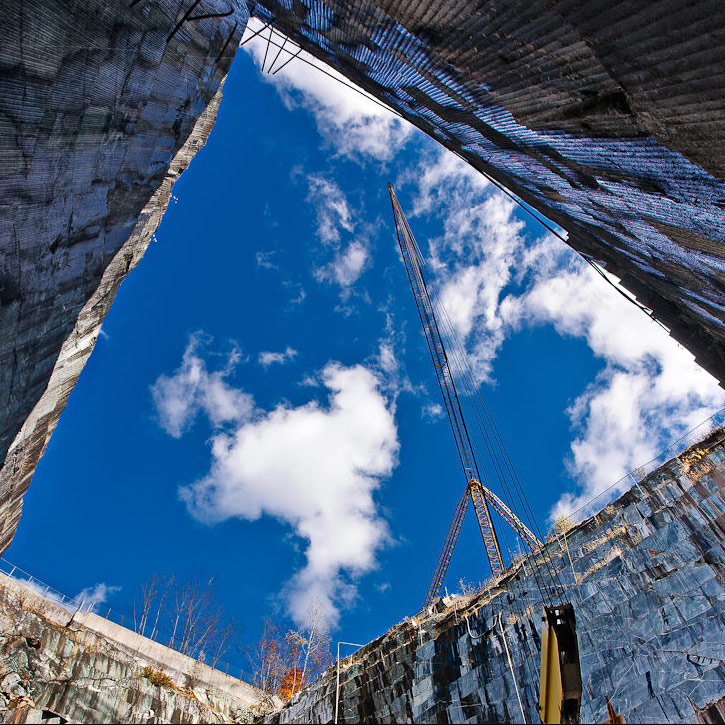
[388,184,540,608]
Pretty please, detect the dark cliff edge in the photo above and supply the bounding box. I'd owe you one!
[0,0,246,553]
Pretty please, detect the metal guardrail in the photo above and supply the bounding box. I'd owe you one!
[0,559,84,611]
[561,406,725,528]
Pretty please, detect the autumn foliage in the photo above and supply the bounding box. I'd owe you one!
[278,668,304,700]
[248,598,332,700]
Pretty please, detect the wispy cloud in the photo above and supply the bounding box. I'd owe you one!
[314,240,370,291]
[306,175,370,297]
[241,19,412,162]
[421,403,444,421]
[76,583,121,612]
[307,176,355,245]
[258,346,298,368]
[255,251,278,270]
[408,150,525,383]
[151,334,253,438]
[155,340,399,628]
[407,148,725,519]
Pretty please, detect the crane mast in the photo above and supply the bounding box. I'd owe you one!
[388,184,540,607]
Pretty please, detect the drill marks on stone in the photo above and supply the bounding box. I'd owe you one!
[268,438,725,724]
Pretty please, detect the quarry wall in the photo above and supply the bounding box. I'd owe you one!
[0,423,721,722]
[0,0,247,553]
[1,0,724,603]
[267,432,725,724]
[259,0,725,385]
[0,574,268,723]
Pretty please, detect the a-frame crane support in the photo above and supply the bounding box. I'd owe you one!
[388,185,541,608]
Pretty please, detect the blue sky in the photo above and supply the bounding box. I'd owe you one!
[7,20,724,666]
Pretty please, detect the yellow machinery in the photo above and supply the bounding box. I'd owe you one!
[539,603,582,724]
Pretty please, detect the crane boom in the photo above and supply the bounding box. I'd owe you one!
[388,185,503,576]
[388,184,541,607]
[471,480,539,550]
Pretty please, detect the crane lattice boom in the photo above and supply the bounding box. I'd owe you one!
[388,184,541,608]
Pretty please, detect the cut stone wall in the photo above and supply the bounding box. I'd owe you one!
[267,432,725,724]
[257,0,725,385]
[0,0,247,553]
[0,574,268,723]
[2,0,724,567]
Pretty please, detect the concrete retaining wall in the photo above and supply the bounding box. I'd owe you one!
[0,575,267,723]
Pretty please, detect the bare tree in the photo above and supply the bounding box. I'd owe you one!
[300,598,329,687]
[138,574,159,637]
[248,618,310,696]
[210,614,236,668]
[133,574,237,667]
[150,575,174,642]
[249,617,284,694]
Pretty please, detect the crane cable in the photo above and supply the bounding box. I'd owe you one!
[395,197,566,606]
[246,22,605,605]
[430,290,565,606]
[245,17,673,338]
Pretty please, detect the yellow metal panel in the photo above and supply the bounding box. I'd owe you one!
[539,604,582,723]
[539,613,564,724]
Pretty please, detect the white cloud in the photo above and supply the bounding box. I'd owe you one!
[172,358,398,628]
[241,19,412,161]
[307,176,354,245]
[422,403,444,421]
[377,340,398,378]
[506,256,725,517]
[76,583,121,612]
[151,335,253,438]
[306,175,370,296]
[258,346,298,368]
[411,149,490,218]
[407,148,725,520]
[314,241,370,291]
[408,151,526,382]
[256,251,278,270]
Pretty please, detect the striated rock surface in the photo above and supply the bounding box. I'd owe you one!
[0,0,247,553]
[1,0,725,559]
[267,432,725,724]
[0,574,268,723]
[257,0,725,386]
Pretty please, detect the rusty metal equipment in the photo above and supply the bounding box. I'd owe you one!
[539,603,582,724]
[388,184,541,607]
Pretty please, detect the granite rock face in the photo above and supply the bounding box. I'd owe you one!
[0,0,246,552]
[0,575,268,723]
[256,0,725,385]
[1,0,724,560]
[267,433,725,724]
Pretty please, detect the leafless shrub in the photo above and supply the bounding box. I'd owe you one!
[133,575,237,668]
[248,598,332,700]
[141,666,175,688]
